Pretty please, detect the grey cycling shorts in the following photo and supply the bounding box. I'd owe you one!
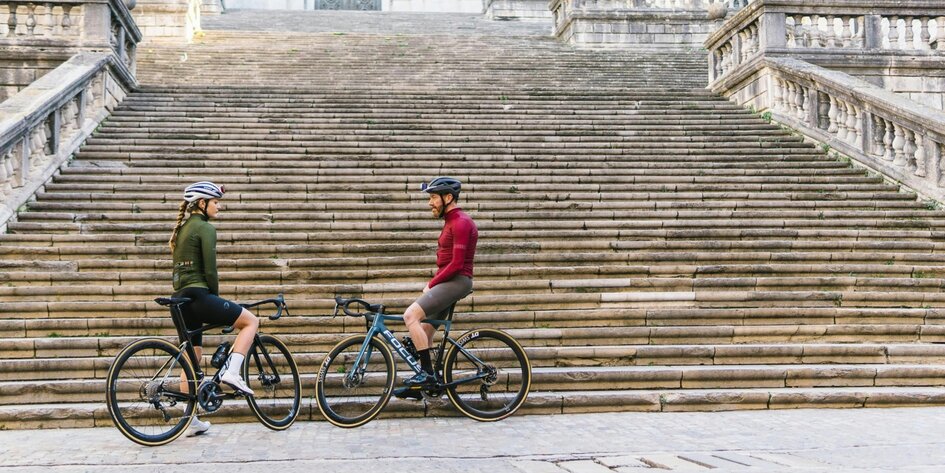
[416,276,473,318]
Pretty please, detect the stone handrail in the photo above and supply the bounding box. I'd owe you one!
[705,0,945,84]
[761,57,945,201]
[2,0,142,71]
[0,53,133,230]
[548,0,747,11]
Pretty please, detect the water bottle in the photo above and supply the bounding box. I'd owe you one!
[211,341,231,369]
[402,336,419,360]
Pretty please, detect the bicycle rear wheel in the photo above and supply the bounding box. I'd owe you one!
[443,329,531,421]
[106,338,196,446]
[315,335,395,428]
[243,334,301,430]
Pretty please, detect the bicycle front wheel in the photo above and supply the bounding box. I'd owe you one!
[315,335,395,428]
[105,338,196,446]
[243,334,301,430]
[443,329,531,421]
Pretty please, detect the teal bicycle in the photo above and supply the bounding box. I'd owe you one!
[315,295,531,428]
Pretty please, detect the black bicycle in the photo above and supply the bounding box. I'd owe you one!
[315,295,531,428]
[106,294,301,446]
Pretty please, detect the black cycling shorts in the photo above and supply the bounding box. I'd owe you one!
[416,276,473,319]
[173,287,243,346]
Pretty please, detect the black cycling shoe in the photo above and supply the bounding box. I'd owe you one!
[392,386,423,401]
[404,371,436,388]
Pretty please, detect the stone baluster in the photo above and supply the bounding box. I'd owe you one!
[902,128,917,171]
[850,104,862,148]
[62,5,71,30]
[0,148,12,195]
[62,97,78,138]
[807,15,821,48]
[824,15,836,48]
[870,116,886,157]
[836,99,849,141]
[892,123,907,167]
[827,96,838,134]
[841,17,852,47]
[791,82,804,117]
[887,16,899,49]
[7,3,17,36]
[853,16,865,48]
[817,91,830,130]
[787,15,799,47]
[917,17,930,50]
[882,118,895,161]
[25,2,35,35]
[914,133,927,177]
[800,86,810,121]
[28,125,47,174]
[903,16,915,49]
[938,17,945,51]
[41,2,52,36]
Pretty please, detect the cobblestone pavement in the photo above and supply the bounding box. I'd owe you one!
[2,408,945,472]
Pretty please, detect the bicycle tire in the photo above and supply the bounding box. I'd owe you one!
[105,338,196,446]
[443,328,531,422]
[315,335,395,428]
[243,334,301,430]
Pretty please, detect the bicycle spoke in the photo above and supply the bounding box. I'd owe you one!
[444,330,530,421]
[107,339,196,446]
[244,335,301,430]
[316,335,394,427]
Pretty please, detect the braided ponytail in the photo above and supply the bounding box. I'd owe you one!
[168,200,192,251]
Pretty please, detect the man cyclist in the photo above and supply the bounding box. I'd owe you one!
[394,177,478,400]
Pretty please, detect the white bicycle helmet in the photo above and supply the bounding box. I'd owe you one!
[183,181,225,202]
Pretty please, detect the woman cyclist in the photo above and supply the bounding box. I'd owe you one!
[169,181,259,436]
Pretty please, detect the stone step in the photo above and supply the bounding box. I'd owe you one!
[3,364,945,407]
[4,321,945,359]
[2,305,943,335]
[4,262,945,287]
[5,385,945,429]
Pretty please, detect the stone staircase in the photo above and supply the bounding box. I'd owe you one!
[3,11,945,429]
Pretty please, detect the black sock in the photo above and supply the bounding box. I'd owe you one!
[418,348,433,375]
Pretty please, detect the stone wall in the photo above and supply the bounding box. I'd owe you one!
[484,0,552,21]
[550,0,734,48]
[133,0,202,42]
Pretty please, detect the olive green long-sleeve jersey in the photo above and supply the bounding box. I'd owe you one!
[172,214,219,295]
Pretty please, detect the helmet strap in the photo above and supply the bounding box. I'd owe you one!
[438,194,448,219]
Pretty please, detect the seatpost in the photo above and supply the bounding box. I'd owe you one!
[171,303,203,379]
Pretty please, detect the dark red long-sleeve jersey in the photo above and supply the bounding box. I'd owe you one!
[428,208,478,288]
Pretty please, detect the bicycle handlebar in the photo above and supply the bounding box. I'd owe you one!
[333,296,384,318]
[241,293,289,321]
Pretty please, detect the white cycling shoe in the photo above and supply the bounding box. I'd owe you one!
[185,417,211,437]
[220,370,255,396]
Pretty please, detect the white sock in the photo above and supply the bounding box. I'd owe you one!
[226,353,245,375]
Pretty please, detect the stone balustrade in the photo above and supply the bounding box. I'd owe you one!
[711,53,945,201]
[763,58,945,201]
[705,0,945,84]
[1,0,141,102]
[0,53,133,230]
[550,0,748,47]
[706,0,945,200]
[1,1,139,56]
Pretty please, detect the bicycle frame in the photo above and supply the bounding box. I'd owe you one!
[346,304,493,389]
[163,296,286,395]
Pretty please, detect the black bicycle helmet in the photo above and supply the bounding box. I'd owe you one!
[421,177,461,198]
